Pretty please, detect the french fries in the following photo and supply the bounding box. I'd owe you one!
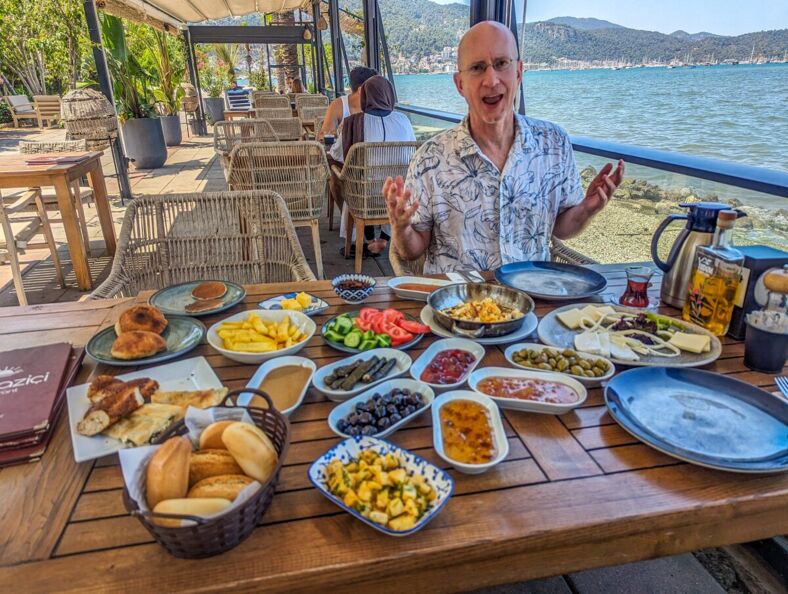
[217,313,308,352]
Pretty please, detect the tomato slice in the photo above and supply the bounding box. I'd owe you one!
[396,319,431,335]
[354,317,371,332]
[382,309,405,325]
[372,316,387,335]
[387,325,413,346]
[359,307,381,322]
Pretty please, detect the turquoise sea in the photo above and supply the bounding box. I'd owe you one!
[393,63,787,209]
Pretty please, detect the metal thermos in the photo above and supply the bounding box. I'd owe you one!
[651,202,745,308]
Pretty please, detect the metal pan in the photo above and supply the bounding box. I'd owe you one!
[428,283,534,338]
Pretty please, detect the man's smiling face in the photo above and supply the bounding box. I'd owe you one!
[454,21,523,127]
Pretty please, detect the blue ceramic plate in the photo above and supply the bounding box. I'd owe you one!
[86,316,206,367]
[258,292,329,316]
[308,435,454,536]
[321,311,425,354]
[495,261,607,301]
[149,280,246,317]
[605,367,788,473]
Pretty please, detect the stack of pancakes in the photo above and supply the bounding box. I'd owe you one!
[111,305,169,360]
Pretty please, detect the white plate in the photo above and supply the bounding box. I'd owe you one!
[387,276,452,301]
[207,309,316,364]
[431,391,509,474]
[312,348,412,401]
[66,356,223,463]
[409,338,485,391]
[240,356,316,416]
[503,342,615,387]
[327,379,435,439]
[468,367,587,415]
[258,292,329,316]
[419,305,538,345]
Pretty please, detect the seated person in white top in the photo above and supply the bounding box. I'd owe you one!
[383,21,624,273]
[331,76,417,255]
[318,66,378,141]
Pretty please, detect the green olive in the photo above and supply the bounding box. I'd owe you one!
[570,365,584,376]
[562,349,575,357]
[578,359,592,370]
[538,362,552,370]
[556,358,569,371]
[593,368,604,377]
[548,357,556,368]
[585,369,596,378]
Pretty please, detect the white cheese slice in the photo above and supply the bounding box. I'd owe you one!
[609,335,639,361]
[598,332,612,358]
[668,332,711,354]
[557,308,584,329]
[574,330,602,354]
[580,305,603,322]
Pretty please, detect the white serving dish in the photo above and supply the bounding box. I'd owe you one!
[207,309,316,364]
[308,436,454,536]
[409,338,485,391]
[240,356,316,416]
[503,342,615,387]
[327,378,435,439]
[66,356,223,463]
[387,276,452,301]
[258,292,329,316]
[312,348,412,402]
[468,367,587,415]
[431,390,509,474]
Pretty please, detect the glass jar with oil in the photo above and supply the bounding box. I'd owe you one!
[683,210,743,335]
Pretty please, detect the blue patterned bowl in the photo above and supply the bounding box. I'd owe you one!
[308,436,454,536]
[332,274,376,304]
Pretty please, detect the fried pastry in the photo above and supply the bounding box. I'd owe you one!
[111,331,167,360]
[115,304,168,335]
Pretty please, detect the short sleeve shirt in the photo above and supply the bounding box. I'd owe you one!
[407,115,584,274]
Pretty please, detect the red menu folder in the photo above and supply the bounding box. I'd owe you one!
[0,343,73,440]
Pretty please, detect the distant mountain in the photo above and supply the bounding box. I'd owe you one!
[546,17,624,31]
[670,30,720,41]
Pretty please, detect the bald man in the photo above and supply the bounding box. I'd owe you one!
[384,21,624,273]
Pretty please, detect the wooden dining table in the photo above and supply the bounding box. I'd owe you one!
[0,151,116,290]
[0,264,785,593]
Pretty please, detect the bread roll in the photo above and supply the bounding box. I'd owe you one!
[115,304,168,335]
[189,448,244,486]
[187,474,255,501]
[199,420,235,450]
[152,497,232,527]
[221,422,278,484]
[146,436,191,509]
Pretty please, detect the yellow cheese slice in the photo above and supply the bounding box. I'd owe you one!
[557,308,584,329]
[668,332,711,354]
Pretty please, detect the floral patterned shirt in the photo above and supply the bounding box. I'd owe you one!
[407,115,584,274]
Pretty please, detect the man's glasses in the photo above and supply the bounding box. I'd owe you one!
[459,57,516,77]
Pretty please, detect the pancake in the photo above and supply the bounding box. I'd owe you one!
[185,298,224,313]
[192,281,227,301]
[111,331,167,360]
[115,304,168,335]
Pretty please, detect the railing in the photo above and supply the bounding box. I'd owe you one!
[396,103,787,264]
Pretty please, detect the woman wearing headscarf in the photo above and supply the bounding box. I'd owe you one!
[330,76,416,255]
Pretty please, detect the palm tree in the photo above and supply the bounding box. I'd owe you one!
[213,43,241,84]
[272,11,300,91]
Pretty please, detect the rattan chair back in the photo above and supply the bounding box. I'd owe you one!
[266,118,303,141]
[213,119,277,155]
[297,105,326,125]
[255,95,290,110]
[340,141,419,219]
[294,94,329,112]
[254,107,294,120]
[226,142,328,222]
[90,190,315,299]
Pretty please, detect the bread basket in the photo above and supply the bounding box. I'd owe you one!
[122,389,290,558]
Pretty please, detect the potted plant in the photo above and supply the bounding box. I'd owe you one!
[101,14,167,169]
[201,67,225,124]
[149,30,185,146]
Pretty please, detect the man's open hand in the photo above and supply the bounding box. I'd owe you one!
[583,159,624,215]
[383,175,418,232]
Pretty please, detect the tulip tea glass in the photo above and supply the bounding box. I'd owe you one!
[620,266,653,308]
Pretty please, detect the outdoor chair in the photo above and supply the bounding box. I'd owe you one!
[294,94,329,112]
[251,90,276,108]
[254,107,294,120]
[225,89,251,111]
[388,238,598,276]
[266,117,303,141]
[255,95,290,110]
[33,95,62,127]
[213,119,278,176]
[4,95,38,128]
[17,140,94,258]
[337,141,420,274]
[90,190,315,299]
[297,106,328,137]
[226,141,329,279]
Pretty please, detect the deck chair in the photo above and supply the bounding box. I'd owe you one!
[226,141,329,279]
[5,95,37,128]
[225,89,251,111]
[90,190,315,299]
[33,95,61,127]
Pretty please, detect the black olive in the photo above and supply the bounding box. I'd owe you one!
[337,419,348,432]
[389,412,402,424]
[361,425,377,436]
[374,406,387,418]
[359,412,373,424]
[355,402,369,413]
[347,425,361,436]
[403,405,416,416]
[385,403,397,415]
[377,417,391,430]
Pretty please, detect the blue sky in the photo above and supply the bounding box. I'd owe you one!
[431,0,788,36]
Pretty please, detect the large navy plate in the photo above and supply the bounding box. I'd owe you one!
[494,261,607,300]
[605,367,788,473]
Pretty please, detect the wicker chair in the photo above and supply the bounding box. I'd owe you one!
[294,94,329,112]
[388,237,598,276]
[338,141,419,273]
[255,95,290,110]
[297,106,327,138]
[251,90,276,108]
[213,119,278,175]
[226,141,329,279]
[254,107,295,120]
[266,117,303,141]
[17,139,94,258]
[90,190,315,299]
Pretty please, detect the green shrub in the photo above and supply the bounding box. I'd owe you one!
[0,101,11,124]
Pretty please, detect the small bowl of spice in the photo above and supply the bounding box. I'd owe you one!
[332,274,376,304]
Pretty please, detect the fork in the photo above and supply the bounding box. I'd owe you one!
[775,376,788,399]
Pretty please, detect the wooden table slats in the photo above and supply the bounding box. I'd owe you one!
[0,264,785,593]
